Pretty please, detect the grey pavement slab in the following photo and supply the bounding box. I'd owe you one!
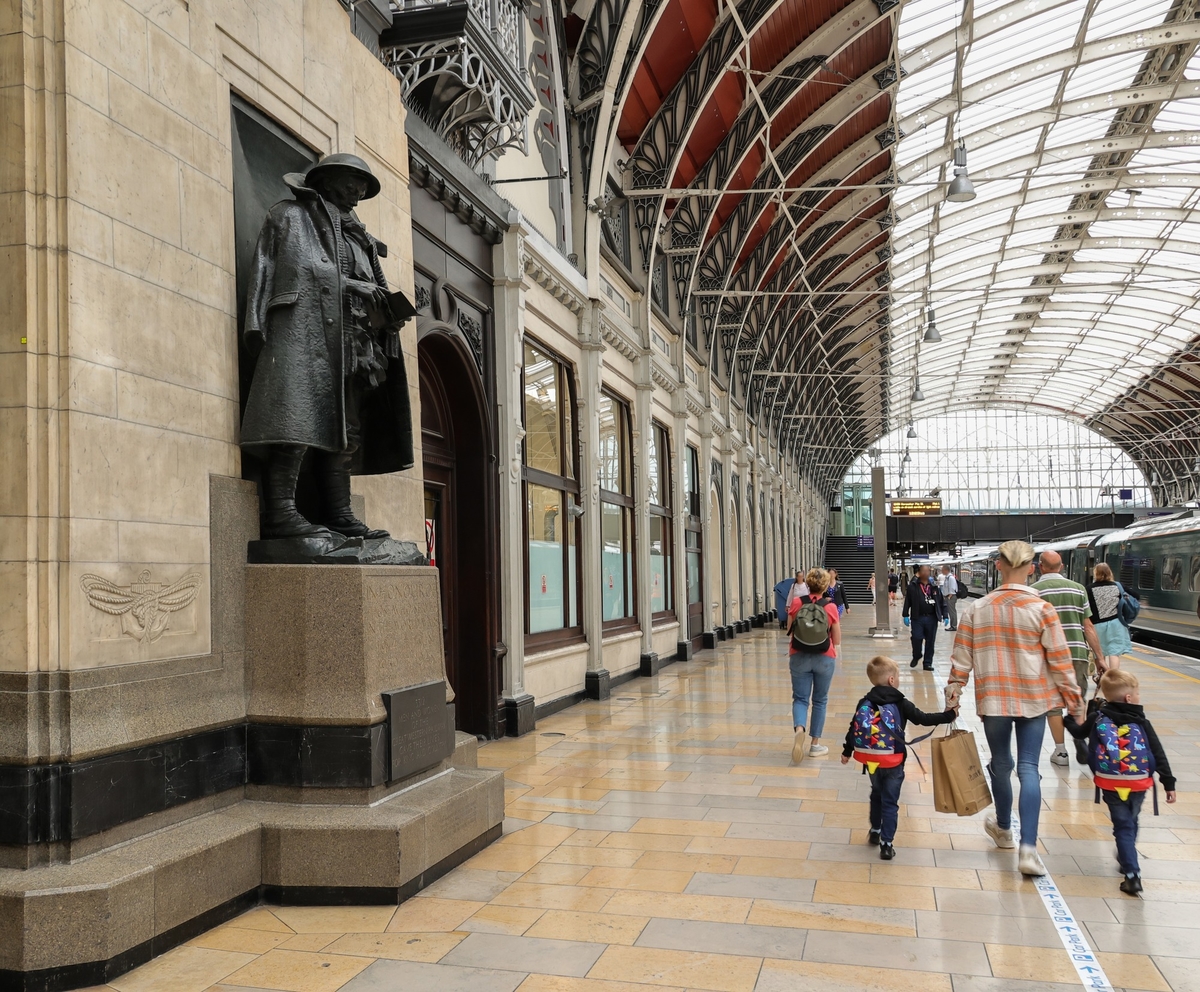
[439,932,606,978]
[636,917,807,961]
[685,872,818,902]
[801,930,992,976]
[339,960,526,992]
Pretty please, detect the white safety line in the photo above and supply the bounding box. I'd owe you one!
[1033,873,1115,992]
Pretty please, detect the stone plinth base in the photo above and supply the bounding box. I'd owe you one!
[0,734,502,991]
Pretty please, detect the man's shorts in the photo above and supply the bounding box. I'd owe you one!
[1072,658,1092,692]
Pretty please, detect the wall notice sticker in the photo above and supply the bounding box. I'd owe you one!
[1033,874,1114,991]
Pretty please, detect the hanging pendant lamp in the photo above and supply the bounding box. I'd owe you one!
[923,307,942,342]
[911,376,925,402]
[907,423,918,438]
[946,140,976,203]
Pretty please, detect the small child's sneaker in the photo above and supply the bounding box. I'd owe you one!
[867,829,881,846]
[1120,874,1143,896]
[1050,748,1070,766]
[879,842,895,860]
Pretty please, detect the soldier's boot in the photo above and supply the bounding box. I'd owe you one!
[317,452,390,540]
[261,445,330,540]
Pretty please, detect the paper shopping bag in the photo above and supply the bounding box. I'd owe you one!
[931,727,993,817]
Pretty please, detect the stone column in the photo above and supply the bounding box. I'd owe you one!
[580,308,608,698]
[699,410,715,642]
[633,366,657,674]
[872,464,893,637]
[494,232,535,734]
[672,389,690,658]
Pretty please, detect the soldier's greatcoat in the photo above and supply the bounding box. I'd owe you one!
[240,176,413,474]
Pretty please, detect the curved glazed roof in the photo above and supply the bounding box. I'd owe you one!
[573,0,1200,501]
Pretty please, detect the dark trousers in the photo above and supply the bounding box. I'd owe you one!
[911,615,938,668]
[1103,790,1146,876]
[869,763,905,843]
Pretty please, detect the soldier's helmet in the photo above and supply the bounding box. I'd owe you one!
[305,153,381,200]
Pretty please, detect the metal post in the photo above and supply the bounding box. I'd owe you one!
[871,465,893,638]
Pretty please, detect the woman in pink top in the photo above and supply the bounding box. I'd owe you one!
[786,568,841,763]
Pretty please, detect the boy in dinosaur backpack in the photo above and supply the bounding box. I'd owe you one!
[841,657,958,860]
[1066,668,1176,896]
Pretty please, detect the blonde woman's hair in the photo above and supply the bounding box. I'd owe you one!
[806,567,829,594]
[1100,668,1139,700]
[1093,562,1114,582]
[867,656,898,686]
[998,540,1035,568]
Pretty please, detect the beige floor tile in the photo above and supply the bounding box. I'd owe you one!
[686,837,809,859]
[578,866,694,892]
[599,832,693,852]
[525,909,650,945]
[274,934,341,952]
[754,958,953,992]
[561,829,613,847]
[522,862,593,885]
[632,851,738,874]
[630,818,730,837]
[501,824,580,847]
[320,930,467,962]
[545,788,612,801]
[516,977,685,992]
[869,864,981,889]
[109,946,256,992]
[220,948,373,991]
[463,903,546,934]
[465,844,559,872]
[386,898,485,932]
[600,890,752,924]
[543,846,644,867]
[985,943,1171,991]
[587,945,761,992]
[492,882,618,912]
[746,899,916,937]
[226,908,295,933]
[269,906,395,934]
[732,856,869,882]
[812,879,937,911]
[188,926,292,954]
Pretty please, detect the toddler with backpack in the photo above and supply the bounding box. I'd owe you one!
[1065,668,1176,895]
[840,656,959,860]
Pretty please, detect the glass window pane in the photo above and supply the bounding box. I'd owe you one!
[687,530,701,605]
[1190,556,1200,593]
[524,342,561,476]
[1162,557,1182,592]
[598,395,619,491]
[567,510,578,627]
[650,515,672,613]
[602,501,629,619]
[527,484,563,633]
[648,426,660,506]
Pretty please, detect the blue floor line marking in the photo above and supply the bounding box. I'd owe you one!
[1033,873,1115,992]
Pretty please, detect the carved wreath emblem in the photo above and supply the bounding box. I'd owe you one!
[80,569,201,643]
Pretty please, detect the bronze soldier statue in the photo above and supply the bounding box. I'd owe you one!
[241,153,415,547]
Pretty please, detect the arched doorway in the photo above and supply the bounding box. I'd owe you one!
[419,331,498,738]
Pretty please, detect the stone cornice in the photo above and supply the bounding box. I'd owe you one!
[650,361,678,393]
[520,226,588,314]
[598,315,640,361]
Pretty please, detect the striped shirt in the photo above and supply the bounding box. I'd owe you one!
[949,584,1082,718]
[1031,575,1093,663]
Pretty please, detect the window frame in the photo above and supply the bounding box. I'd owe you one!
[685,444,703,608]
[599,390,638,631]
[521,337,584,649]
[1138,558,1156,592]
[649,421,675,621]
[1162,555,1182,592]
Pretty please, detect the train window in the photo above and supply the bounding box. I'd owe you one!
[1192,557,1200,592]
[1162,557,1182,592]
[1119,560,1136,588]
[1138,559,1156,591]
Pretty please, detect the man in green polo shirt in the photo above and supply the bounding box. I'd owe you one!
[1032,550,1105,765]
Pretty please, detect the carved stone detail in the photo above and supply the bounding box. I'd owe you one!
[80,569,201,643]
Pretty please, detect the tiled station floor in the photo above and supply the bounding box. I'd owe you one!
[91,604,1200,992]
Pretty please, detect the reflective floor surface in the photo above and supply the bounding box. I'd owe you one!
[84,603,1200,992]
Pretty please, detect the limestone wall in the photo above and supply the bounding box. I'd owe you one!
[0,0,422,677]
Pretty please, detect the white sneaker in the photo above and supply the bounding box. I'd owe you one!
[1050,748,1070,766]
[808,743,829,757]
[1019,844,1047,877]
[791,728,808,764]
[984,815,1016,849]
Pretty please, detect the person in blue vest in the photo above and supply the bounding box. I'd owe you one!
[903,564,946,671]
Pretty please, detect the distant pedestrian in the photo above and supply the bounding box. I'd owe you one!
[785,568,841,763]
[902,564,944,671]
[887,570,899,605]
[868,574,876,605]
[828,569,849,616]
[786,569,809,612]
[938,564,959,631]
[1033,550,1105,766]
[1088,563,1131,671]
[947,540,1082,877]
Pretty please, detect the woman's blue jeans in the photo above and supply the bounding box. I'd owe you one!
[789,653,836,737]
[982,714,1046,847]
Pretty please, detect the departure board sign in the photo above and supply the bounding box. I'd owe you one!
[890,499,942,516]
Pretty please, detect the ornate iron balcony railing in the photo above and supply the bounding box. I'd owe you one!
[382,0,534,167]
